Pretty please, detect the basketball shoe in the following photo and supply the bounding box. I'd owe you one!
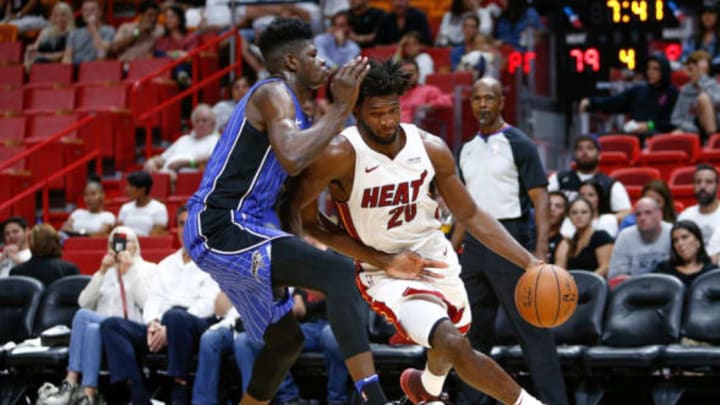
[399,368,450,404]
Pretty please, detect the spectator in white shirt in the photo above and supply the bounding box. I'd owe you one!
[707,227,720,264]
[212,76,252,133]
[0,216,31,277]
[100,206,220,405]
[41,226,154,405]
[677,164,720,244]
[560,179,619,238]
[144,104,221,184]
[61,180,116,237]
[118,171,169,236]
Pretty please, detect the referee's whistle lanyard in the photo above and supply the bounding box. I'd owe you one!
[476,123,511,140]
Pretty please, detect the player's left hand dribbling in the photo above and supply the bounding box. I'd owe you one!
[385,251,447,281]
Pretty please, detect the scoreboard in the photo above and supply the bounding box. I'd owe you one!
[555,0,697,100]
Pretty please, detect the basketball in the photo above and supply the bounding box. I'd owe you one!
[514,264,578,328]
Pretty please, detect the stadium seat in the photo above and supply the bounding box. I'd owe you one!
[361,45,397,62]
[126,57,180,141]
[0,276,43,344]
[425,47,452,73]
[143,248,175,263]
[700,133,720,164]
[425,71,473,94]
[77,60,123,84]
[63,250,106,275]
[0,171,34,223]
[609,167,661,199]
[0,87,23,114]
[138,235,174,249]
[0,64,23,88]
[173,171,203,197]
[0,42,22,64]
[0,144,26,170]
[638,133,701,181]
[63,236,108,252]
[668,166,697,207]
[0,116,26,144]
[27,63,73,87]
[75,84,128,112]
[581,274,684,403]
[598,135,641,161]
[500,271,608,375]
[23,87,75,115]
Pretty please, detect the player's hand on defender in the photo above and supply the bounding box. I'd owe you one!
[384,251,447,281]
[330,56,370,114]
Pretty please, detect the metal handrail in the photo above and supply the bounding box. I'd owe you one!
[0,150,101,223]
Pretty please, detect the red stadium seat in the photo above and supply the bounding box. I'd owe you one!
[425,47,452,73]
[63,250,106,275]
[0,42,22,64]
[638,133,700,181]
[361,45,397,62]
[75,84,128,112]
[668,165,697,207]
[138,235,174,249]
[598,134,641,163]
[142,248,175,263]
[173,171,203,196]
[27,63,73,87]
[0,87,23,114]
[64,237,108,252]
[0,116,25,144]
[23,87,75,115]
[610,167,661,199]
[126,58,180,141]
[77,60,123,84]
[425,71,473,94]
[0,144,25,170]
[700,133,720,164]
[0,64,23,88]
[0,171,34,224]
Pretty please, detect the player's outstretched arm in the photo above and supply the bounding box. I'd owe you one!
[248,57,370,176]
[292,139,446,280]
[423,132,539,271]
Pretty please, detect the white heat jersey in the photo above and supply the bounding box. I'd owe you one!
[336,124,459,275]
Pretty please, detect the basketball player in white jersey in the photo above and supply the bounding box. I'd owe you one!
[291,60,544,405]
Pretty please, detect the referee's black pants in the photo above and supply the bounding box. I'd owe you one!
[456,218,569,405]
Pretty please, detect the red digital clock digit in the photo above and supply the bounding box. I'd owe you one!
[569,48,600,72]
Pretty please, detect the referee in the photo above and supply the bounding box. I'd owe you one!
[452,78,568,405]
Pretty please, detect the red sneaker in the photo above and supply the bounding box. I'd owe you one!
[399,368,440,405]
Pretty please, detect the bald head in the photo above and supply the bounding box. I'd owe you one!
[470,77,504,130]
[473,77,502,97]
[635,197,663,239]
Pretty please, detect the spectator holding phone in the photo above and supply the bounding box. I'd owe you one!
[41,226,155,405]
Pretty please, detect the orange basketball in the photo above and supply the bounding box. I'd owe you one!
[514,264,578,328]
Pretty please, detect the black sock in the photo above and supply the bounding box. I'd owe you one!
[362,379,387,405]
[129,379,150,405]
[171,382,190,405]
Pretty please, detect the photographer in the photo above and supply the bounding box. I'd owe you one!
[40,226,155,405]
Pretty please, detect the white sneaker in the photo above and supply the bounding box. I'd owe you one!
[42,381,78,405]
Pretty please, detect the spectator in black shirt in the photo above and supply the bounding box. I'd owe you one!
[654,220,718,287]
[375,0,432,46]
[10,223,79,286]
[348,0,385,48]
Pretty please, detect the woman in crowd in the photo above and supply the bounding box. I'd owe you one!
[654,220,718,286]
[554,197,614,277]
[10,224,79,287]
[43,227,155,405]
[117,171,169,237]
[619,179,677,230]
[61,180,116,238]
[393,31,433,84]
[24,1,74,66]
[681,2,720,67]
[155,5,198,60]
[436,0,500,47]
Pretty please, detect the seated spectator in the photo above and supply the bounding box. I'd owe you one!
[375,0,432,46]
[347,0,385,48]
[619,179,677,230]
[314,11,360,71]
[213,76,253,133]
[456,32,501,80]
[61,0,115,65]
[0,216,31,277]
[608,197,673,279]
[555,197,614,277]
[394,31,434,84]
[547,191,568,264]
[155,5,198,61]
[143,103,220,184]
[61,180,116,237]
[436,0,499,47]
[24,1,74,66]
[100,206,219,405]
[0,0,47,34]
[10,224,79,286]
[677,164,720,244]
[707,225,720,264]
[41,226,154,405]
[680,2,720,68]
[654,220,718,286]
[671,50,720,137]
[398,58,452,123]
[579,54,678,137]
[560,179,619,238]
[118,171,169,236]
[110,0,163,62]
[450,13,480,70]
[549,135,632,222]
[494,0,543,51]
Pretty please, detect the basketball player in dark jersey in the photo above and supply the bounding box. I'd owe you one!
[184,18,441,405]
